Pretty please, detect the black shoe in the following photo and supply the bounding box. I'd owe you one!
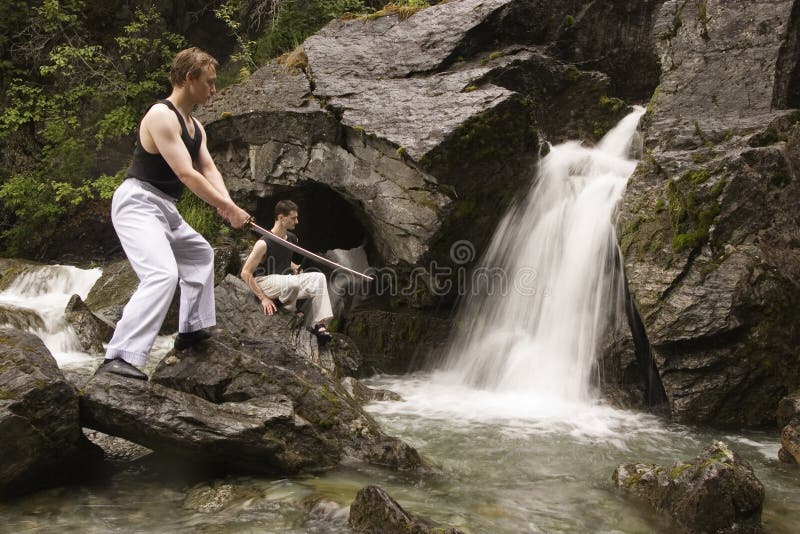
[174,329,212,350]
[94,358,148,381]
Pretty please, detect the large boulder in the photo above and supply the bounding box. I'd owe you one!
[198,0,661,302]
[348,485,464,534]
[613,441,765,533]
[0,327,101,498]
[80,369,338,474]
[614,0,800,425]
[148,331,424,471]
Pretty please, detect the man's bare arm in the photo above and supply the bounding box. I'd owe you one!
[241,240,277,316]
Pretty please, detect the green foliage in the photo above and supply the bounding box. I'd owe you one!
[666,168,726,253]
[253,0,371,61]
[0,1,184,255]
[215,1,258,82]
[176,189,227,241]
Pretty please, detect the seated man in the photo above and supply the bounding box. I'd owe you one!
[240,200,333,342]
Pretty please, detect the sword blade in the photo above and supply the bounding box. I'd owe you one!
[247,221,374,281]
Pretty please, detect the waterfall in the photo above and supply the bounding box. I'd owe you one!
[0,264,102,366]
[442,107,646,404]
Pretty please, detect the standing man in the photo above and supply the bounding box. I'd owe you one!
[240,200,333,343]
[95,47,250,380]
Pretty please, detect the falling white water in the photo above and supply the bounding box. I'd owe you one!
[0,264,102,368]
[440,107,646,405]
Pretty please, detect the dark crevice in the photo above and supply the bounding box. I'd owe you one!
[253,183,368,258]
[773,0,800,109]
[656,324,750,354]
[622,272,670,413]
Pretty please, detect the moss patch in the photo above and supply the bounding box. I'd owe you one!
[666,167,727,252]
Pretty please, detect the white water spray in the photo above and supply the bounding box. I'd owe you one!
[0,264,102,368]
[441,107,646,404]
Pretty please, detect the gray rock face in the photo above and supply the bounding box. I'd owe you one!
[198,0,655,280]
[214,274,360,376]
[348,485,464,534]
[344,305,451,375]
[0,327,101,498]
[615,0,800,425]
[613,441,765,533]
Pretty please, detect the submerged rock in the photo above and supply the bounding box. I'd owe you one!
[348,485,464,534]
[0,327,101,498]
[613,441,764,533]
[340,377,402,404]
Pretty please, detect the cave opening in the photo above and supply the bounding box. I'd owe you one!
[253,183,368,258]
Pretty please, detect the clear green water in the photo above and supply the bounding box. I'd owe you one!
[2,373,798,533]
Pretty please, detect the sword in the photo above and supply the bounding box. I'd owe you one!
[245,218,374,281]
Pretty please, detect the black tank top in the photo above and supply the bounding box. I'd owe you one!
[125,99,202,199]
[259,231,302,275]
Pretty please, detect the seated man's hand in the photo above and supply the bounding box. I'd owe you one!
[261,296,277,316]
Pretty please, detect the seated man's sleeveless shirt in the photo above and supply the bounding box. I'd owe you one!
[259,231,302,275]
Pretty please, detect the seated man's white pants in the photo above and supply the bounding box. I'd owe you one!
[255,271,333,325]
[105,179,216,366]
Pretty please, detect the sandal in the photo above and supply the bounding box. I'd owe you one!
[311,323,332,344]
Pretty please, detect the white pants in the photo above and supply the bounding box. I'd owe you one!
[256,272,333,326]
[105,179,216,366]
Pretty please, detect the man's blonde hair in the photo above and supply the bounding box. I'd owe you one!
[170,47,218,87]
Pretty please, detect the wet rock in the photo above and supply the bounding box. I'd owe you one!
[613,0,800,425]
[780,421,800,465]
[82,429,151,463]
[0,304,45,332]
[341,377,402,404]
[0,327,102,498]
[776,391,800,428]
[80,370,336,474]
[613,441,764,533]
[64,294,114,354]
[183,481,261,513]
[149,331,425,472]
[348,485,464,534]
[0,258,44,291]
[344,305,450,375]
